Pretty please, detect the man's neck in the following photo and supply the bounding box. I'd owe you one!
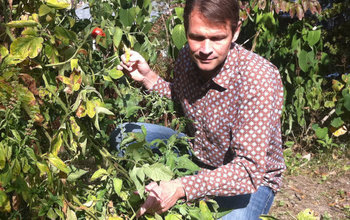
[197,62,224,82]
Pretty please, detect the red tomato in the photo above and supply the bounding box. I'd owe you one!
[91,27,106,38]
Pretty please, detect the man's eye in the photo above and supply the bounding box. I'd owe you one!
[211,37,225,41]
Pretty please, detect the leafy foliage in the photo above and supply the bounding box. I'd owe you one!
[0,0,349,219]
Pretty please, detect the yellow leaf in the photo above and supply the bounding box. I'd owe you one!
[36,161,50,176]
[48,154,69,173]
[51,131,63,156]
[7,20,39,28]
[76,104,87,118]
[332,125,347,137]
[71,59,78,71]
[46,0,71,9]
[70,116,81,137]
[86,100,96,118]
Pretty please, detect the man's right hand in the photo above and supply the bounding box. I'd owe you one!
[117,50,159,90]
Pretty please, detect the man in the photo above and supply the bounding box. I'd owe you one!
[116,0,285,219]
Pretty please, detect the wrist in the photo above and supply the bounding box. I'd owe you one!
[173,179,185,199]
[142,70,159,90]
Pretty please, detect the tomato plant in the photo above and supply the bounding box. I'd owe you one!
[91,27,106,38]
[0,0,349,219]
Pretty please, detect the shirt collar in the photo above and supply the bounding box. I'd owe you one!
[186,43,239,91]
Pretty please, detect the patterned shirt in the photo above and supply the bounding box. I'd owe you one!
[151,43,285,201]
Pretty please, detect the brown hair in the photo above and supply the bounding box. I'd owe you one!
[183,0,240,34]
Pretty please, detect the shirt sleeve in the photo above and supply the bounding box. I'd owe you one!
[180,66,284,201]
[148,76,172,99]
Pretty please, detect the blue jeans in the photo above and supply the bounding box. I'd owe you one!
[109,122,275,219]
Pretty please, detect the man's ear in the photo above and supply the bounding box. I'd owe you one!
[232,21,242,42]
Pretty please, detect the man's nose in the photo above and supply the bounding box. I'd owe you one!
[199,39,212,55]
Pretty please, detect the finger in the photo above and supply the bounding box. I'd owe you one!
[145,182,158,192]
[136,194,160,217]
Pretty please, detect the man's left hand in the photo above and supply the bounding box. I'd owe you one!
[136,179,185,217]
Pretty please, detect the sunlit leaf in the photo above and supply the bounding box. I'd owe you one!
[67,168,88,182]
[199,200,213,220]
[296,208,318,220]
[0,144,6,170]
[113,27,123,48]
[71,59,79,71]
[143,163,173,181]
[48,154,69,173]
[86,100,96,118]
[172,24,187,50]
[10,36,44,59]
[332,126,347,137]
[46,0,71,9]
[76,104,87,118]
[7,20,39,28]
[165,213,182,220]
[0,191,11,213]
[113,178,123,195]
[39,4,54,16]
[90,168,108,181]
[54,26,76,44]
[51,131,63,156]
[70,116,81,137]
[307,30,321,47]
[108,69,124,79]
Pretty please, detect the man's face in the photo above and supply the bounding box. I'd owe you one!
[187,9,235,77]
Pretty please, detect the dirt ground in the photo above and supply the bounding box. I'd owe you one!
[270,158,350,220]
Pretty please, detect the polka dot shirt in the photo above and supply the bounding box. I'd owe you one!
[151,43,285,201]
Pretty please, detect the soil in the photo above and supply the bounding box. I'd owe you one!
[270,158,350,220]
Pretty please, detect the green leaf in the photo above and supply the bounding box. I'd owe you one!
[0,191,11,213]
[172,24,187,50]
[113,178,123,195]
[0,144,6,170]
[12,159,21,176]
[143,163,173,181]
[66,207,77,220]
[176,155,200,172]
[175,7,184,21]
[39,4,54,16]
[46,0,71,9]
[7,20,39,28]
[47,208,58,219]
[130,166,145,197]
[296,208,318,220]
[119,8,137,27]
[108,69,124,79]
[165,213,182,220]
[25,147,37,162]
[67,168,88,182]
[315,127,328,140]
[48,154,69,173]
[298,50,310,72]
[307,30,321,47]
[344,94,350,111]
[10,36,44,59]
[90,168,108,181]
[54,26,77,45]
[331,117,344,128]
[113,27,123,48]
[21,157,30,173]
[45,44,59,63]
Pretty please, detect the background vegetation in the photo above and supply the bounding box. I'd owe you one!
[0,0,349,219]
